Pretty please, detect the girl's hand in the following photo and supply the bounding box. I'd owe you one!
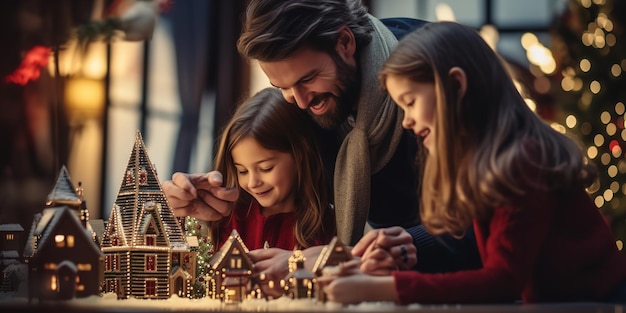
[318,266,398,305]
[353,227,417,271]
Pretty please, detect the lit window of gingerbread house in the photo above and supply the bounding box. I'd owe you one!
[100,131,197,299]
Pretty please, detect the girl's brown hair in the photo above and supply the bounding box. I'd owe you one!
[379,22,596,236]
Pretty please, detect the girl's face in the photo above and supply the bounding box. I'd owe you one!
[231,136,298,215]
[385,74,436,154]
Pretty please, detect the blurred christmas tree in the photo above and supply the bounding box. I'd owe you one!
[184,216,213,297]
[551,0,626,249]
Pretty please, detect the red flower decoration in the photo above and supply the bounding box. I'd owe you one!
[5,46,51,85]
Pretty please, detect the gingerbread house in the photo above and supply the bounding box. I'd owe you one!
[23,165,105,301]
[311,236,353,302]
[207,229,254,303]
[100,131,196,299]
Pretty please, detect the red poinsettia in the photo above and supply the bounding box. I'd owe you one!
[5,46,51,86]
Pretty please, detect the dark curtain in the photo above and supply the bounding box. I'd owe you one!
[209,0,248,162]
[167,0,248,173]
[166,0,210,173]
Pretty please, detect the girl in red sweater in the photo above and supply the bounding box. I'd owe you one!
[209,87,335,251]
[319,21,626,304]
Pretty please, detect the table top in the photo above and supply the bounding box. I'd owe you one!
[0,299,624,313]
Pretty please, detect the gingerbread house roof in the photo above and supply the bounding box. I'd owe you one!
[312,236,352,275]
[45,165,81,207]
[101,131,187,250]
[209,229,253,270]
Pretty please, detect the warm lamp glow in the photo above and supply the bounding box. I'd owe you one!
[65,77,105,119]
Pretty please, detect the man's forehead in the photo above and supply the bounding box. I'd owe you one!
[258,48,330,87]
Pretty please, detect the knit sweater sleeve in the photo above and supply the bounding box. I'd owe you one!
[405,224,482,273]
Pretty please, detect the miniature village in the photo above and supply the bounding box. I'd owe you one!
[0,131,363,310]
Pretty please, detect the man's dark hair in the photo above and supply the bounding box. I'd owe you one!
[237,0,374,61]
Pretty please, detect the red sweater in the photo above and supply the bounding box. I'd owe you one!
[217,201,335,250]
[394,186,626,304]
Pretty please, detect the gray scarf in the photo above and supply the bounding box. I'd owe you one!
[334,15,404,245]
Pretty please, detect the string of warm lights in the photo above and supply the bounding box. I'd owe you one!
[550,0,625,250]
[184,216,213,298]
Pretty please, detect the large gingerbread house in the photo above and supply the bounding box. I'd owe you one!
[100,131,196,299]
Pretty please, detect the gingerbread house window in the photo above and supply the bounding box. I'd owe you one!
[145,234,156,246]
[146,255,157,271]
[54,234,75,248]
[125,169,134,186]
[105,254,120,271]
[105,279,120,293]
[139,167,148,185]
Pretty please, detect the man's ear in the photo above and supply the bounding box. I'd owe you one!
[335,26,357,65]
[449,67,467,100]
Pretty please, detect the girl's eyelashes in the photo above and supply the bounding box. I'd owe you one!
[236,166,274,175]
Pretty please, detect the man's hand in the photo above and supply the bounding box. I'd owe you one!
[162,171,239,221]
[352,226,417,272]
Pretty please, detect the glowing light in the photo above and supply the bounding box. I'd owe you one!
[607,123,617,136]
[565,115,577,128]
[604,189,614,201]
[573,78,583,91]
[616,102,625,115]
[617,241,623,251]
[435,3,455,21]
[601,111,612,124]
[594,134,605,146]
[561,76,575,91]
[611,181,620,193]
[526,44,556,74]
[580,59,591,72]
[619,160,626,173]
[601,153,611,165]
[607,33,616,46]
[592,0,606,5]
[611,64,622,77]
[525,98,536,111]
[595,195,604,207]
[551,123,566,134]
[582,32,594,46]
[610,140,622,156]
[622,129,626,141]
[587,146,598,159]
[480,24,499,51]
[608,165,618,178]
[521,33,538,49]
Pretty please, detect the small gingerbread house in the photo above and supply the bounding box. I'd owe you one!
[312,236,352,302]
[23,165,105,301]
[24,206,104,301]
[285,250,315,299]
[207,229,254,303]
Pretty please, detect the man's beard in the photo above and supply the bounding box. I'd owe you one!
[308,55,360,130]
